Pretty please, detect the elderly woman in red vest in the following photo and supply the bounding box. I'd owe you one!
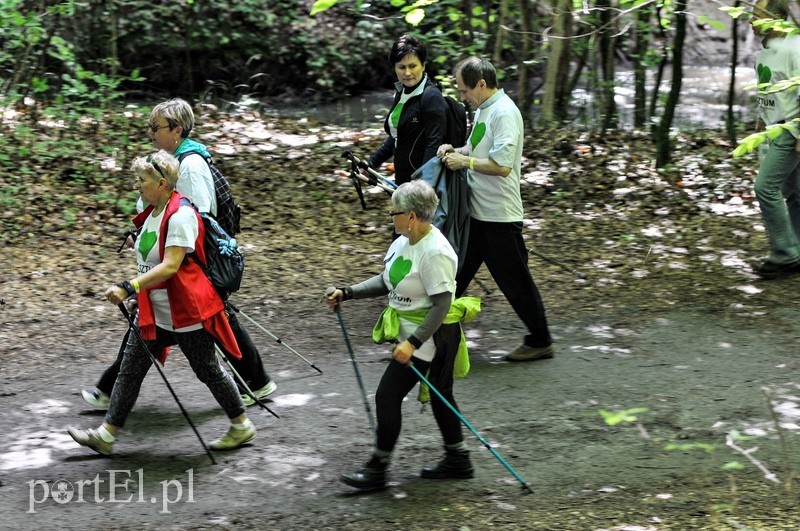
[67,150,255,455]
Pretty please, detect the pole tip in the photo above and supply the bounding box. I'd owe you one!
[521,483,534,495]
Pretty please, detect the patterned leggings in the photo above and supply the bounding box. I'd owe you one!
[105,324,245,428]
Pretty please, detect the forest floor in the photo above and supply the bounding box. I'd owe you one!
[1,109,800,530]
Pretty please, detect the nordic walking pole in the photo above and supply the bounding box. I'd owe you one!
[325,288,377,435]
[227,303,322,374]
[215,345,279,419]
[408,363,534,494]
[528,248,587,280]
[117,304,216,465]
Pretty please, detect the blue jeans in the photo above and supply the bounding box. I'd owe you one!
[754,130,800,263]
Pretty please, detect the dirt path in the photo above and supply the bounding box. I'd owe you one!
[2,123,800,529]
[2,236,800,529]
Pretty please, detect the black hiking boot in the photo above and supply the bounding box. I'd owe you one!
[339,456,388,491]
[421,449,474,479]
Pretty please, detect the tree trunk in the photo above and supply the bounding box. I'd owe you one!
[493,0,508,64]
[649,3,669,129]
[597,0,617,132]
[540,0,572,127]
[462,0,472,48]
[516,0,532,114]
[633,3,652,129]
[107,0,119,79]
[726,0,740,144]
[654,0,687,168]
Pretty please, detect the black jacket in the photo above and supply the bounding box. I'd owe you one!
[369,76,447,185]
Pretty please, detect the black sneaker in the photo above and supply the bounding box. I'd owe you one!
[755,258,800,279]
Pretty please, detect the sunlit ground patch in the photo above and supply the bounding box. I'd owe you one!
[271,393,315,407]
[0,430,75,471]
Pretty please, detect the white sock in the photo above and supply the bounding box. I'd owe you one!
[231,419,252,430]
[98,425,115,442]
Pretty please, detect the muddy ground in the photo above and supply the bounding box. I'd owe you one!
[1,118,800,530]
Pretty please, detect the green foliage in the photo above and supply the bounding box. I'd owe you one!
[663,441,716,453]
[310,0,339,16]
[598,407,649,426]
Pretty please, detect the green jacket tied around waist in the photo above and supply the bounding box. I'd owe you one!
[372,297,481,402]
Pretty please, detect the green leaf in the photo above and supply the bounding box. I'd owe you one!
[697,15,726,31]
[598,407,649,426]
[310,0,338,16]
[719,6,746,19]
[405,8,425,26]
[722,461,745,471]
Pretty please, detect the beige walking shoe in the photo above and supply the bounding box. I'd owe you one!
[209,420,256,450]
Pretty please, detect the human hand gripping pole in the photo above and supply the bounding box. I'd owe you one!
[116,304,216,465]
[325,287,377,435]
[407,362,534,494]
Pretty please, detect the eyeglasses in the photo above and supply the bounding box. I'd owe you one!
[146,154,165,179]
[148,123,171,133]
[389,211,406,218]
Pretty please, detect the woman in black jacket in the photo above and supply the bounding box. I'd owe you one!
[366,35,447,185]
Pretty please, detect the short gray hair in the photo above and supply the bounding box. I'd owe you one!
[392,180,439,223]
[131,150,180,189]
[455,56,498,89]
[150,98,194,139]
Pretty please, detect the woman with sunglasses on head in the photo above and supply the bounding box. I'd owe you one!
[68,150,255,455]
[325,180,480,491]
[81,98,276,411]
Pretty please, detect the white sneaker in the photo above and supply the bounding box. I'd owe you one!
[241,381,277,406]
[81,389,110,409]
[68,427,114,455]
[209,421,256,450]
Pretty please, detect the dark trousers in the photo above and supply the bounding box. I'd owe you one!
[456,218,552,348]
[374,323,464,453]
[96,306,271,396]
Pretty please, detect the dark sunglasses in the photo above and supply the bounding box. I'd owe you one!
[148,123,171,133]
[146,154,165,179]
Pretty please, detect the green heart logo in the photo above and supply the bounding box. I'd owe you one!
[470,122,486,151]
[138,229,157,262]
[391,102,404,129]
[757,63,772,85]
[389,256,412,290]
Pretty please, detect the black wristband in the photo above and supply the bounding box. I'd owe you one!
[408,335,423,349]
[338,286,353,301]
[116,280,135,298]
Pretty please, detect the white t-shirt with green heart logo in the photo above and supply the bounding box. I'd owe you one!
[468,89,525,222]
[756,35,800,131]
[382,226,457,361]
[135,205,200,332]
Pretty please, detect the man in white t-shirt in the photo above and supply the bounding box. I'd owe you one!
[438,57,553,362]
[749,0,800,278]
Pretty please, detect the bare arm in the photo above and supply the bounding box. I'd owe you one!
[440,151,511,177]
[105,246,187,305]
